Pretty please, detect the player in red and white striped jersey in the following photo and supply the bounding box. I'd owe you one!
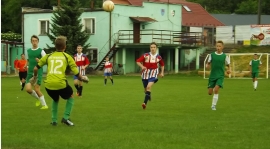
[136,42,164,109]
[73,45,90,97]
[104,56,114,85]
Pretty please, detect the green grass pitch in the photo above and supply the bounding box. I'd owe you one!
[1,75,270,149]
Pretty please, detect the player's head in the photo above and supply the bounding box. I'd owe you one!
[21,54,25,60]
[254,54,258,59]
[150,42,157,54]
[216,40,224,52]
[77,45,83,53]
[55,36,67,51]
[31,35,39,48]
[105,56,109,61]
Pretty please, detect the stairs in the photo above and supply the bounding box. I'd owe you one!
[181,47,235,71]
[95,43,117,71]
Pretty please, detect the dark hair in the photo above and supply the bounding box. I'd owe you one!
[254,54,258,55]
[55,36,67,51]
[31,35,39,41]
[150,42,157,47]
[216,40,224,45]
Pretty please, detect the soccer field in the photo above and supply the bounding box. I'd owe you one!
[1,75,270,149]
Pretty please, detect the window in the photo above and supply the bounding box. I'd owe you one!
[183,5,191,12]
[84,18,95,34]
[85,48,98,63]
[39,20,50,35]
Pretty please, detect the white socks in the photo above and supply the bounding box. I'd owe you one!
[254,81,258,89]
[212,94,219,106]
[31,90,39,100]
[31,90,47,106]
[39,95,47,106]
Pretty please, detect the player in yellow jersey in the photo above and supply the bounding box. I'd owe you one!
[31,36,88,126]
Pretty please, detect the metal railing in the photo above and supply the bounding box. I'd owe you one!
[116,29,204,46]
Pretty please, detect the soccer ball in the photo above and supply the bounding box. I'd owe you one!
[103,0,114,12]
[82,76,89,83]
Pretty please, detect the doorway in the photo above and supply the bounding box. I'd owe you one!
[133,23,140,43]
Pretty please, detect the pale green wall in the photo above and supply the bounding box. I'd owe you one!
[23,2,182,73]
[111,2,181,44]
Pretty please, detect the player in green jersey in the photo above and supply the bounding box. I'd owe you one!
[25,35,48,109]
[249,54,262,91]
[206,40,230,110]
[31,36,88,126]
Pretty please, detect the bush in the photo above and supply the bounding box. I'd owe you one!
[1,31,22,42]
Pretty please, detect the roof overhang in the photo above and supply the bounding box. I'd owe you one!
[129,17,157,23]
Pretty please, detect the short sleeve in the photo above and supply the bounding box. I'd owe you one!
[225,55,230,65]
[38,54,49,67]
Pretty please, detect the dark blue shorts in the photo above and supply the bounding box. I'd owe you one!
[142,77,158,88]
[104,72,112,76]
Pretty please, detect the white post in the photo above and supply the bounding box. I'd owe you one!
[229,54,231,78]
[196,48,200,70]
[233,62,235,78]
[167,50,170,72]
[122,48,126,75]
[156,47,159,55]
[267,54,269,79]
[175,48,179,73]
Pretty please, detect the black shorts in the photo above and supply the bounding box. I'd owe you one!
[19,71,27,80]
[45,84,73,102]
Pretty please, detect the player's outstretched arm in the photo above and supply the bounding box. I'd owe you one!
[68,54,88,83]
[31,56,47,85]
[160,66,164,77]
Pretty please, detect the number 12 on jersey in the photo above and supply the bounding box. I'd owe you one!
[49,59,63,74]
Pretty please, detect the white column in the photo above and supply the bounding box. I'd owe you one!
[167,50,170,71]
[196,49,200,70]
[175,48,179,73]
[122,48,126,75]
[156,47,159,55]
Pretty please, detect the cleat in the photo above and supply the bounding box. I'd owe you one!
[61,118,74,126]
[254,88,256,91]
[40,105,48,110]
[50,122,57,126]
[76,91,82,97]
[142,103,146,109]
[211,106,216,111]
[36,100,41,107]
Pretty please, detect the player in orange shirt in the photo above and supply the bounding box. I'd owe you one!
[16,54,28,91]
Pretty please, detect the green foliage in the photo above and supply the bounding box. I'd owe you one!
[187,0,269,14]
[1,31,22,42]
[235,0,258,14]
[2,76,270,149]
[46,0,91,55]
[1,0,103,34]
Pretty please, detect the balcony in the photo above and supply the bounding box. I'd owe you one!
[115,29,205,48]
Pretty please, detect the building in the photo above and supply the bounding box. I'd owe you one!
[211,14,270,26]
[21,0,213,74]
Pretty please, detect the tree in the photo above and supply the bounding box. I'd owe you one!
[235,0,258,14]
[1,0,57,33]
[46,0,90,55]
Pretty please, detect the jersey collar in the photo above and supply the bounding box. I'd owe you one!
[149,52,157,57]
[31,47,40,50]
[215,52,223,55]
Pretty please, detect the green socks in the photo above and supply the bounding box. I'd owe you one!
[52,100,59,122]
[63,97,74,120]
